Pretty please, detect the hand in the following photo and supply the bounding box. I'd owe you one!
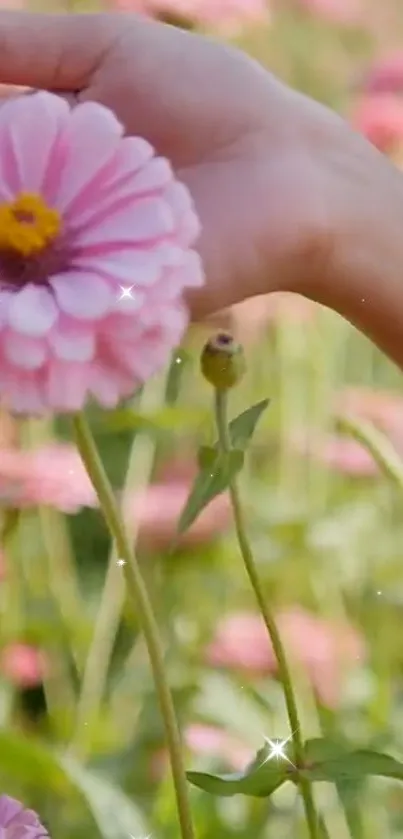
[1,11,403,366]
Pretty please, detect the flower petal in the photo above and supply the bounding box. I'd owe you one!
[73,197,174,249]
[7,285,58,337]
[56,102,124,213]
[72,243,183,288]
[48,322,96,362]
[0,369,46,415]
[65,136,157,228]
[45,360,90,412]
[50,272,114,320]
[7,92,70,195]
[0,795,24,826]
[164,181,201,246]
[4,331,47,370]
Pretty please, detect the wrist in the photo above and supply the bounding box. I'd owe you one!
[299,153,403,367]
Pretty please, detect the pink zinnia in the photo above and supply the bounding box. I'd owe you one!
[0,444,96,511]
[0,92,202,414]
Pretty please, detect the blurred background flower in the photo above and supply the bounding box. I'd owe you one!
[207,609,364,707]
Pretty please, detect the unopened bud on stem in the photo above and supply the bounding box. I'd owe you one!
[201,332,246,390]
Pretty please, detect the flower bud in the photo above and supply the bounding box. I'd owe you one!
[201,332,246,390]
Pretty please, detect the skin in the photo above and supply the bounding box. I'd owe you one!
[0,11,402,364]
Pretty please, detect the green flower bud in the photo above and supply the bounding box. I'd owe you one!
[201,332,246,390]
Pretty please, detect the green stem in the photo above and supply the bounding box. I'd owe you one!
[214,389,319,839]
[72,413,195,839]
[70,374,166,758]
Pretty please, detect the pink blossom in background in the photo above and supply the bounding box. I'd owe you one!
[295,0,363,26]
[335,386,403,437]
[0,92,202,415]
[207,608,365,707]
[351,95,403,152]
[361,53,403,95]
[151,724,252,779]
[0,643,47,688]
[0,444,96,511]
[114,0,269,34]
[310,434,378,476]
[0,796,49,839]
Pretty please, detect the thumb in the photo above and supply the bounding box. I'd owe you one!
[0,11,118,90]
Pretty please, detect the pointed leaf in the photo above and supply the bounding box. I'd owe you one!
[228,399,270,451]
[178,449,244,534]
[303,738,403,784]
[187,740,292,798]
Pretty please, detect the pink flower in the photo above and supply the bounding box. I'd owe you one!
[0,643,47,688]
[0,444,96,511]
[207,609,365,708]
[151,724,252,779]
[0,795,49,838]
[351,95,403,152]
[125,458,231,550]
[0,92,202,415]
[113,0,268,34]
[312,434,378,476]
[361,53,403,95]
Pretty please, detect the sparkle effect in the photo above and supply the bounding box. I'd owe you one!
[117,559,126,567]
[119,285,135,300]
[259,734,296,768]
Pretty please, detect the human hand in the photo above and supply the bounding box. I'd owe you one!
[1,11,403,365]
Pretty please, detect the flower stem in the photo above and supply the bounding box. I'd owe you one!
[70,373,167,758]
[72,412,195,839]
[214,390,319,839]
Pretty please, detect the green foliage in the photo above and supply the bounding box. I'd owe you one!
[187,740,291,798]
[178,399,270,533]
[178,448,244,533]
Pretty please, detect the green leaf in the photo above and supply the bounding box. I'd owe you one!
[228,399,270,451]
[60,756,149,839]
[0,730,66,791]
[187,740,291,798]
[0,731,148,839]
[303,738,403,784]
[178,449,244,534]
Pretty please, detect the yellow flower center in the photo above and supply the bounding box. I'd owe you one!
[0,193,61,258]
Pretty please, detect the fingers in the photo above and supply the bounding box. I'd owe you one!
[0,11,118,90]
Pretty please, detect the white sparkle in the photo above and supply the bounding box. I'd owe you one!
[259,734,296,768]
[119,285,135,300]
[376,590,382,596]
[117,559,126,567]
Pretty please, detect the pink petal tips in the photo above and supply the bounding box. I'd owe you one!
[0,92,204,415]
